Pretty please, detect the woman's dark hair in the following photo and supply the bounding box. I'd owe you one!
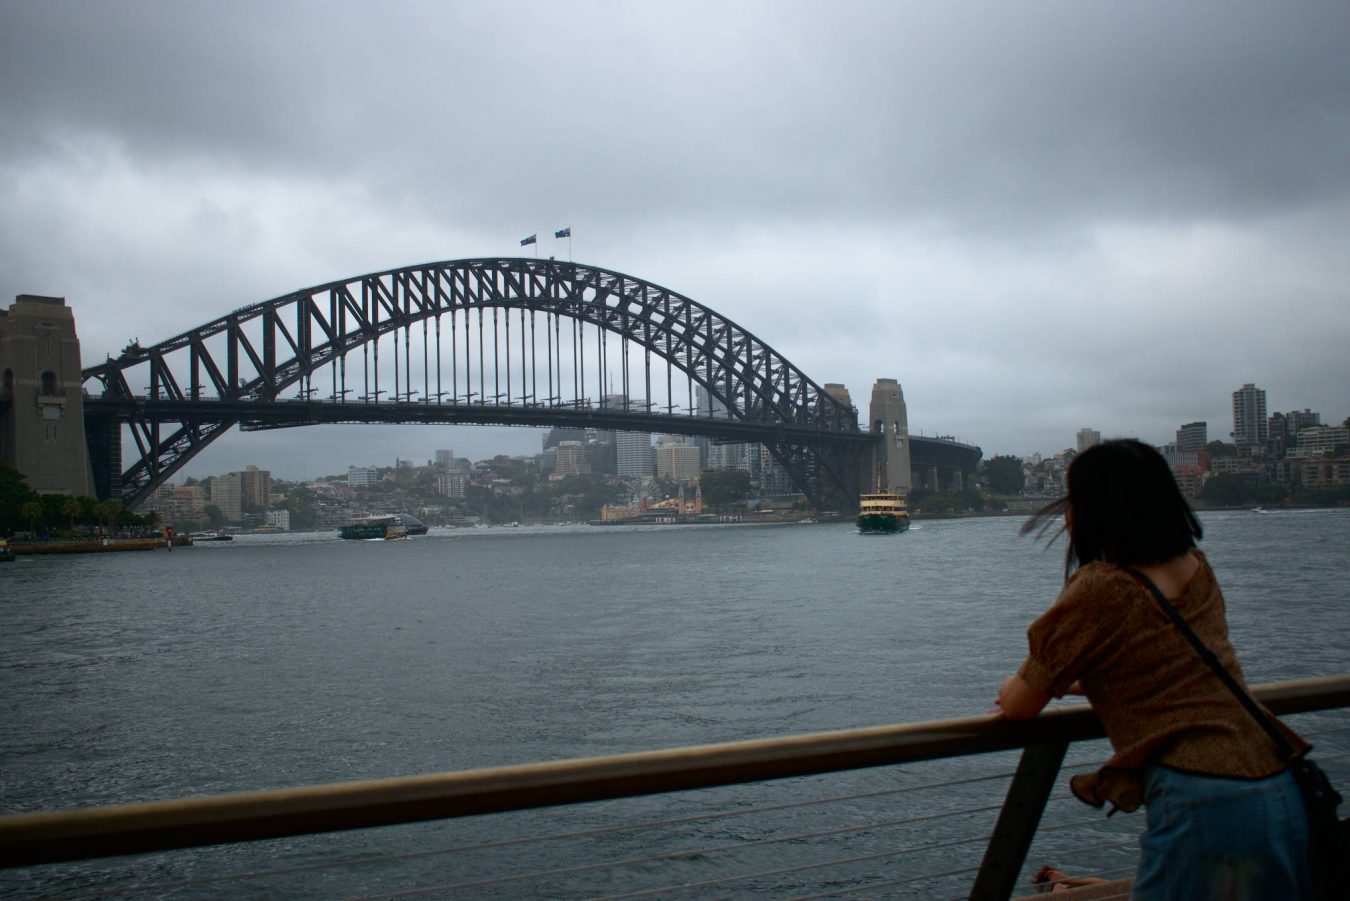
[1021,439,1202,580]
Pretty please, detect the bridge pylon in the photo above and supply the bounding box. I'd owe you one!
[0,295,95,497]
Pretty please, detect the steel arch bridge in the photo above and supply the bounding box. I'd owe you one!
[82,258,879,511]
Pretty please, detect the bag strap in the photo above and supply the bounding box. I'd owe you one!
[1124,567,1298,762]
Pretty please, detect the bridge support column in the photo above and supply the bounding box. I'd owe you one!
[0,296,94,496]
[85,413,122,502]
[867,379,912,494]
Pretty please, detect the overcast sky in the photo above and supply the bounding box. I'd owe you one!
[3,1,1348,481]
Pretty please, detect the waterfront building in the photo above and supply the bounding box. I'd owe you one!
[554,441,591,476]
[0,295,94,496]
[1232,383,1268,453]
[145,482,208,526]
[1270,410,1321,455]
[757,446,795,496]
[436,473,467,498]
[205,473,242,522]
[347,466,378,489]
[1300,456,1350,489]
[586,438,617,476]
[698,382,753,473]
[1209,457,1255,476]
[238,465,272,513]
[616,431,654,478]
[264,509,291,531]
[1292,426,1349,458]
[707,440,752,472]
[1075,428,1102,453]
[1175,421,1207,452]
[655,441,701,482]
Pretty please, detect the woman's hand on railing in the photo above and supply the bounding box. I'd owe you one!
[993,673,1051,720]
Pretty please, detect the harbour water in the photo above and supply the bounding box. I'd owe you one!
[2,509,1347,898]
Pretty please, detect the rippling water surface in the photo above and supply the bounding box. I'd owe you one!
[3,509,1347,898]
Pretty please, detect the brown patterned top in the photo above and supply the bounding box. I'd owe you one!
[1017,550,1306,812]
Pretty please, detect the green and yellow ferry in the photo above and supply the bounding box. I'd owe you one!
[856,491,910,534]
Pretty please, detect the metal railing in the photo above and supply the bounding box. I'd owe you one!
[3,675,1348,899]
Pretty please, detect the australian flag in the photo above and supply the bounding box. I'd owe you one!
[554,227,571,239]
[520,234,537,246]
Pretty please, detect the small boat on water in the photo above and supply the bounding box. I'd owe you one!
[189,531,233,542]
[857,492,910,534]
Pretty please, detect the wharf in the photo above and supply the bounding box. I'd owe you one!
[5,537,171,555]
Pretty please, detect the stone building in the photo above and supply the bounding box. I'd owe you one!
[0,295,94,496]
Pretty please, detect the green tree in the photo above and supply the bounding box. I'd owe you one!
[61,496,84,531]
[700,469,752,509]
[980,455,1025,496]
[21,500,43,534]
[93,500,123,531]
[203,504,225,528]
[0,463,40,533]
[1205,441,1238,458]
[278,485,319,530]
[1199,474,1259,506]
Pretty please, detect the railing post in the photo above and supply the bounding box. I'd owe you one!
[968,740,1068,901]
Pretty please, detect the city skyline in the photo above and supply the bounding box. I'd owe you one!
[168,382,1347,486]
[3,2,1348,480]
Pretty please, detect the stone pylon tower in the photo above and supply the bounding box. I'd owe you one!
[0,295,94,496]
[867,378,912,494]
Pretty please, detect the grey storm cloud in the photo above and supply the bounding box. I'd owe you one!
[6,1,1348,227]
[2,0,1348,477]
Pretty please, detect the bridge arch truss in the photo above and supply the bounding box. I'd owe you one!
[82,258,875,510]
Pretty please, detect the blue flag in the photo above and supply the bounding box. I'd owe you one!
[554,227,571,239]
[520,234,537,246]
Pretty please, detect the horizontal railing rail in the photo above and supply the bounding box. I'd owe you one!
[3,675,1348,896]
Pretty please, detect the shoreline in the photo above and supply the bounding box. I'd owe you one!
[4,537,171,555]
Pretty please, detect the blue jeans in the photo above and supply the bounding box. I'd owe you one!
[1132,765,1311,900]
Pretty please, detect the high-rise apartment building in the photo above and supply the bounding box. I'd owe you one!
[1076,428,1102,453]
[1271,409,1321,452]
[206,473,242,522]
[436,472,467,497]
[238,464,272,512]
[543,427,586,450]
[347,466,378,488]
[1293,426,1348,458]
[434,449,454,467]
[1231,383,1268,452]
[758,446,795,496]
[616,431,654,478]
[655,441,701,482]
[1175,422,1207,452]
[553,441,591,476]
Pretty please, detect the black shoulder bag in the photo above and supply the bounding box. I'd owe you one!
[1127,569,1347,898]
